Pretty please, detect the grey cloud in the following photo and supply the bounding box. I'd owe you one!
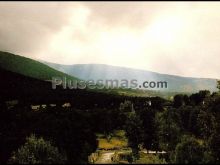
[0,1,191,56]
[1,2,220,78]
[0,2,76,56]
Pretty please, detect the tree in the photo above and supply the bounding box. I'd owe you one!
[139,107,159,151]
[188,106,201,136]
[125,111,144,162]
[9,134,67,164]
[189,90,210,106]
[183,95,190,105]
[178,106,191,132]
[207,109,220,163]
[156,108,181,152]
[173,95,184,108]
[208,132,220,163]
[174,135,204,164]
[34,109,97,164]
[198,109,216,140]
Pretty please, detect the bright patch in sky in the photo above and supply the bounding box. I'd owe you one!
[146,15,187,45]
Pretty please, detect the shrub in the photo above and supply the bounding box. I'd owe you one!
[9,134,67,164]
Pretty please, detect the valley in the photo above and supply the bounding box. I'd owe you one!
[0,51,220,164]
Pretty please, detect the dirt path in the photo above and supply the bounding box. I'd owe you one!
[95,151,115,164]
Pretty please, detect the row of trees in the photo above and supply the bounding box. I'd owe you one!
[0,93,163,163]
[123,82,220,163]
[1,82,220,164]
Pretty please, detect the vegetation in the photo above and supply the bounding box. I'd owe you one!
[173,135,204,164]
[125,111,144,161]
[1,52,220,164]
[136,152,167,164]
[97,130,128,150]
[0,51,77,81]
[9,135,67,164]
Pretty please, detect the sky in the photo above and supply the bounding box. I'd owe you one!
[0,2,220,78]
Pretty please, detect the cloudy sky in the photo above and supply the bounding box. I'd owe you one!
[0,2,220,78]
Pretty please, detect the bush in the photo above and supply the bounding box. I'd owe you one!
[9,134,67,164]
[174,135,204,164]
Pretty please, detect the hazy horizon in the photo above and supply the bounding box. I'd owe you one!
[1,2,220,78]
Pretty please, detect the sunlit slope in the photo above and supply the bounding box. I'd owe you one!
[0,51,78,81]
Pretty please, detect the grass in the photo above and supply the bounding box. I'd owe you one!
[96,130,128,150]
[136,152,167,164]
[112,150,167,164]
[98,137,128,150]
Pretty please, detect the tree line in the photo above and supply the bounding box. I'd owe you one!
[1,81,220,164]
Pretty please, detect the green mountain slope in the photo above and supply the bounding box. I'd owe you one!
[0,51,78,81]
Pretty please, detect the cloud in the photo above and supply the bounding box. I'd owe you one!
[0,2,77,56]
[0,2,220,78]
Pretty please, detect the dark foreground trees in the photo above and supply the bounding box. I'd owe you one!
[122,88,220,164]
[9,135,67,164]
[125,111,144,162]
[174,135,204,164]
[0,105,97,164]
[1,87,220,164]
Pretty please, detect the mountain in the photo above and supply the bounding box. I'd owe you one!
[0,51,176,99]
[0,51,78,81]
[0,50,216,93]
[1,67,165,109]
[42,62,218,93]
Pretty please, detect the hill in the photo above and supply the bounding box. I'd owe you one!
[42,63,218,93]
[0,51,174,99]
[0,67,167,109]
[0,51,78,81]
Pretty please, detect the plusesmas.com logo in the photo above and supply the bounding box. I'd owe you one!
[51,77,168,90]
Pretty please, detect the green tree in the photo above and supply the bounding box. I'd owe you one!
[174,135,204,164]
[207,111,220,163]
[173,94,184,108]
[139,107,159,151]
[208,132,220,163]
[125,111,144,162]
[189,90,210,105]
[9,134,67,164]
[156,108,181,152]
[198,109,216,140]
